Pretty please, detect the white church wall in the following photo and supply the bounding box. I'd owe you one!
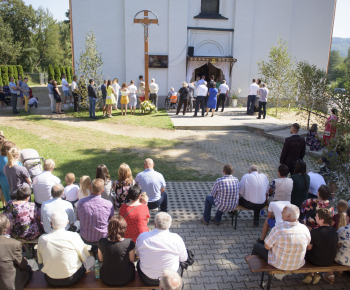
[71,0,126,81]
[231,0,335,98]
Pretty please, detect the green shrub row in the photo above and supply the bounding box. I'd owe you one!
[0,65,24,86]
[48,65,73,85]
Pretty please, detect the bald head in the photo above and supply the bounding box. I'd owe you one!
[51,184,64,198]
[160,268,182,290]
[249,165,258,173]
[144,158,154,169]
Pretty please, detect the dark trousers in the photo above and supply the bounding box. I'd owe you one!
[247,95,256,114]
[137,261,159,286]
[12,93,18,113]
[216,94,226,111]
[258,101,267,118]
[176,99,188,115]
[149,93,158,107]
[45,265,86,286]
[194,96,206,116]
[34,201,42,209]
[73,92,79,112]
[287,164,296,177]
[147,191,167,212]
[239,197,266,222]
[251,243,268,261]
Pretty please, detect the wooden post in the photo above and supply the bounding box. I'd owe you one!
[133,10,159,102]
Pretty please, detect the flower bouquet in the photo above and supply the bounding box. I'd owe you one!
[140,100,157,114]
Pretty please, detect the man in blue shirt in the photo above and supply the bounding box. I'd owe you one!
[47,79,55,113]
[135,158,167,212]
[9,77,19,114]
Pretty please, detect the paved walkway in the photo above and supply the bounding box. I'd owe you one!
[162,182,350,290]
[168,108,291,131]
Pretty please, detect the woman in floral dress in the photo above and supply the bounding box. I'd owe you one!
[300,184,334,230]
[323,108,338,146]
[4,186,43,240]
[306,124,321,151]
[113,163,135,210]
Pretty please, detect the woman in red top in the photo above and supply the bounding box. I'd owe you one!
[323,108,338,146]
[119,184,150,243]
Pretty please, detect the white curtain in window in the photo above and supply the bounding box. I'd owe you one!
[210,61,231,87]
[186,61,208,83]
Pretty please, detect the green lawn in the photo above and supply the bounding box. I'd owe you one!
[266,107,299,119]
[0,116,216,209]
[66,108,174,130]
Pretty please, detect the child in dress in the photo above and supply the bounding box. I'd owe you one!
[75,175,91,207]
[62,173,80,206]
[306,124,321,151]
[332,200,348,230]
[139,192,149,205]
[120,82,129,116]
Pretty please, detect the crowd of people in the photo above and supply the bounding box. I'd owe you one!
[0,118,349,289]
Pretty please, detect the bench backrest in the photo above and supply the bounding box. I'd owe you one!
[24,271,153,290]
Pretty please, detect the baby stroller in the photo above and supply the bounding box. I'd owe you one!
[20,149,45,179]
[3,85,12,106]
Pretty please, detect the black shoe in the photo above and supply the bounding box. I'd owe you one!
[61,109,65,111]
[14,111,19,114]
[193,115,197,117]
[257,117,261,119]
[254,221,259,227]
[257,238,264,245]
[263,116,266,119]
[221,109,224,112]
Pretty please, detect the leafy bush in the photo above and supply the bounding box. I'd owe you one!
[17,65,24,78]
[48,64,55,80]
[1,66,9,86]
[66,66,72,83]
[60,66,67,78]
[8,65,14,81]
[13,66,18,83]
[69,67,73,81]
[54,65,61,85]
[0,69,2,87]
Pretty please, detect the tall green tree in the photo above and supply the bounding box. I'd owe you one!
[0,17,20,65]
[1,66,9,86]
[257,38,297,115]
[76,31,104,107]
[48,64,55,80]
[54,65,61,84]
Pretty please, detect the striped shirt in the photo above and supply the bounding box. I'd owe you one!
[77,194,114,243]
[265,221,311,270]
[211,175,240,212]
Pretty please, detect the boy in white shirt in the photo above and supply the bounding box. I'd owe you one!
[61,74,72,108]
[62,173,79,206]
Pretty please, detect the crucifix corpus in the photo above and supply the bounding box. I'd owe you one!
[133,10,159,101]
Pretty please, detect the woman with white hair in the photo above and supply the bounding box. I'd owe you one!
[176,82,190,115]
[3,147,31,200]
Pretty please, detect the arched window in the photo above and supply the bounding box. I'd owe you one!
[201,0,219,15]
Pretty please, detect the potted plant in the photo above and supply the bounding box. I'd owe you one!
[231,87,241,107]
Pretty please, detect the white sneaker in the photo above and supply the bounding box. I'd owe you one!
[273,274,286,280]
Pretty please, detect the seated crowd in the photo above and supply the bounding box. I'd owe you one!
[0,125,350,289]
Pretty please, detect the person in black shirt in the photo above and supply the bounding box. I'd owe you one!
[101,80,107,117]
[176,82,190,115]
[302,208,338,284]
[98,215,135,286]
[88,79,97,119]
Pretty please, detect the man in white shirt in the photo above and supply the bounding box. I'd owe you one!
[61,74,72,108]
[247,79,259,115]
[136,212,188,286]
[239,165,269,226]
[33,159,61,207]
[149,78,159,108]
[71,75,79,112]
[41,184,76,233]
[194,81,208,117]
[257,84,269,119]
[308,171,326,198]
[37,210,94,286]
[216,80,230,112]
[259,200,291,242]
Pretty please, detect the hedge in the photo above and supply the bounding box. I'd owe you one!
[13,66,18,83]
[0,69,2,87]
[54,65,61,85]
[48,64,55,81]
[60,66,67,79]
[66,66,72,83]
[8,66,14,82]
[17,65,24,78]
[1,66,9,86]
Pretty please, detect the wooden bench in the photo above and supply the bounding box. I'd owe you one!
[245,255,350,290]
[231,205,268,230]
[24,271,153,290]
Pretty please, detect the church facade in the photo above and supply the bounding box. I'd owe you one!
[71,0,336,98]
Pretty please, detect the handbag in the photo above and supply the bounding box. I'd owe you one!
[179,249,195,277]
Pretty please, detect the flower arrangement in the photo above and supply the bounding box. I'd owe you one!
[140,100,156,114]
[231,87,241,99]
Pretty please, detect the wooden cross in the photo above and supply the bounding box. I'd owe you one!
[133,10,159,101]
